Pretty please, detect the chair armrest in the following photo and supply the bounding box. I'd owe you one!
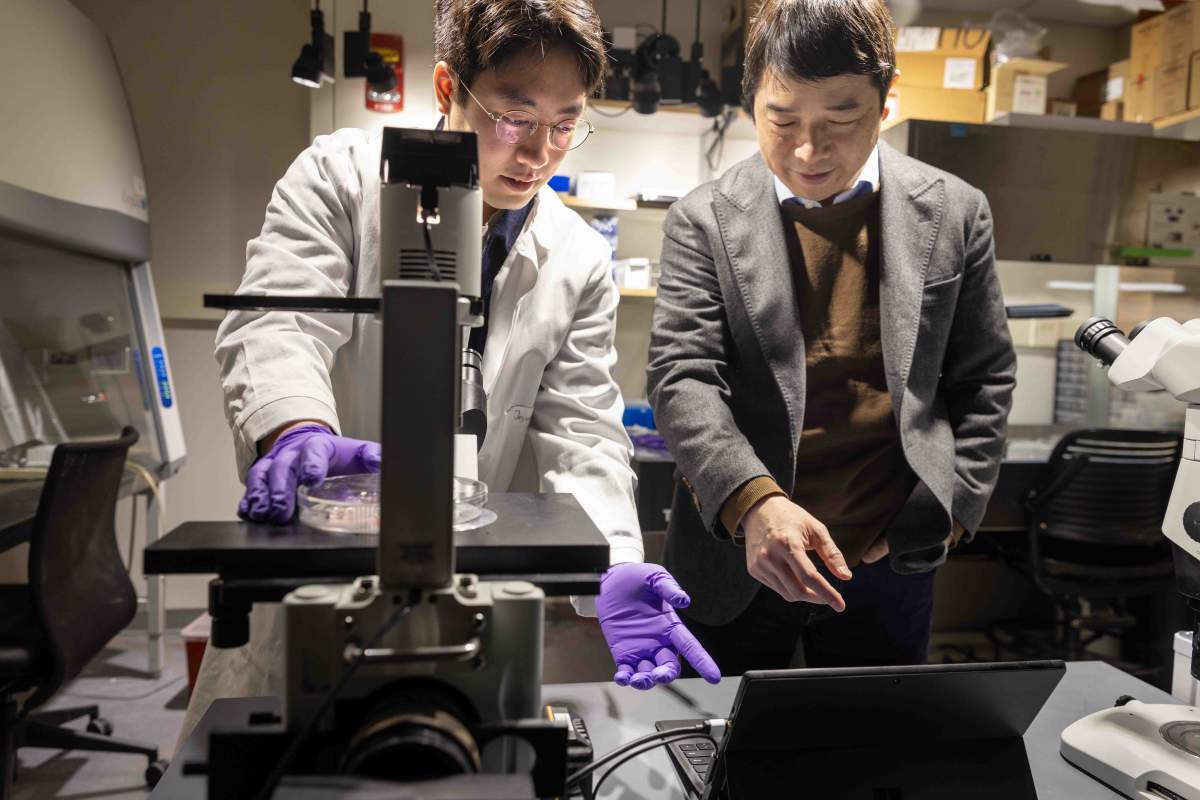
[1025,454,1090,513]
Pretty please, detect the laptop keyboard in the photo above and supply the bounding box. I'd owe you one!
[674,737,716,781]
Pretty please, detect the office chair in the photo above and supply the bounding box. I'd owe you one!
[0,427,168,798]
[989,429,1181,675]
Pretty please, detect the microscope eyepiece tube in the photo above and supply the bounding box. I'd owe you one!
[1074,316,1130,366]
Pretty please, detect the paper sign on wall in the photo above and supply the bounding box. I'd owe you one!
[943,58,978,89]
[895,27,940,52]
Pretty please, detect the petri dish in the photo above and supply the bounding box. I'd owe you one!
[297,473,489,534]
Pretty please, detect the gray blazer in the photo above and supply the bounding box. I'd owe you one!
[647,142,1016,626]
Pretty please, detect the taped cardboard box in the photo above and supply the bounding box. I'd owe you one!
[1155,60,1190,119]
[1130,15,1164,84]
[986,58,1067,120]
[1162,3,1197,67]
[894,27,990,91]
[883,84,986,128]
[1125,75,1154,122]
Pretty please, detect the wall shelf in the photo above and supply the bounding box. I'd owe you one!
[586,99,757,140]
[558,194,673,214]
[559,195,637,213]
[1155,106,1200,141]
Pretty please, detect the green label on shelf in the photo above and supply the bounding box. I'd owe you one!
[1115,246,1195,259]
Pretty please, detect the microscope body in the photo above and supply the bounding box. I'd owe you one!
[275,129,549,787]
[283,577,543,732]
[1079,317,1200,699]
[200,129,567,797]
[1097,318,1200,563]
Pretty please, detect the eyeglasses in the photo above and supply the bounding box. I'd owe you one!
[460,82,595,151]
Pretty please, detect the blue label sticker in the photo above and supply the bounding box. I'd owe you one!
[151,346,173,409]
[949,123,968,138]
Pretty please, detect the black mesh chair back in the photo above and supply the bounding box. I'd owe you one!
[1026,428,1181,595]
[24,427,139,711]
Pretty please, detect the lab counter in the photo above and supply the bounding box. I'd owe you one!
[0,479,41,552]
[632,434,1064,535]
[0,469,157,554]
[153,661,1174,799]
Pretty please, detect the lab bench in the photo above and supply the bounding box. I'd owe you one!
[153,661,1172,799]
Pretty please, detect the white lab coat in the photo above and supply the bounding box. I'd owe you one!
[179,128,642,751]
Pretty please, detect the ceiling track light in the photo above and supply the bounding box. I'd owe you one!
[291,1,335,88]
[345,1,397,94]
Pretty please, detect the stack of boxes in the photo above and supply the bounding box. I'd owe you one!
[886,26,990,127]
[986,58,1068,119]
[886,26,1069,127]
[1126,2,1200,123]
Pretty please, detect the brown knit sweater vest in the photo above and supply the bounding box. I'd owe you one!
[720,190,916,565]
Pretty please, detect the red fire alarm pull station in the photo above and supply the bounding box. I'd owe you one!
[366,33,403,112]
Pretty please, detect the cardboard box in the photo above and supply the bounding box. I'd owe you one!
[1155,60,1190,119]
[883,84,986,128]
[894,27,991,91]
[1191,51,1200,110]
[1107,60,1129,102]
[1130,15,1164,84]
[1131,4,1200,82]
[986,58,1067,120]
[1049,99,1077,116]
[1163,3,1197,67]
[1125,76,1154,122]
[1101,100,1123,120]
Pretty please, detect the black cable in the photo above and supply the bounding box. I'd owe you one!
[593,732,719,797]
[704,109,734,172]
[566,724,708,788]
[694,0,701,47]
[125,493,138,573]
[422,217,444,281]
[252,598,416,800]
[661,0,668,37]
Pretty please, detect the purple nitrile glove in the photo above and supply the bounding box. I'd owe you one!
[596,562,721,690]
[239,424,381,524]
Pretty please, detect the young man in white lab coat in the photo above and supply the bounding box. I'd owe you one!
[179,0,718,749]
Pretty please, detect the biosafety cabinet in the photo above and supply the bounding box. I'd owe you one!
[0,0,185,480]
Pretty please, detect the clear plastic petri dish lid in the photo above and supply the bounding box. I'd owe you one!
[297,473,488,534]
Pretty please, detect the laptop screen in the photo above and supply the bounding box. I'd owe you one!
[721,660,1065,755]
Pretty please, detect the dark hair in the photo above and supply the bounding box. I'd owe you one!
[434,0,606,100]
[741,0,896,114]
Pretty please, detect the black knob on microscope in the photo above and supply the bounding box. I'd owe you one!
[1185,502,1200,544]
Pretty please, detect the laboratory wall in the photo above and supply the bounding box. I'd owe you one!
[69,0,312,323]
[32,0,1173,613]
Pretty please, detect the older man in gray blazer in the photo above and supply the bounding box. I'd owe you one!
[647,0,1016,675]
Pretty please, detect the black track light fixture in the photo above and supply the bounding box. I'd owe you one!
[345,1,396,94]
[685,0,723,117]
[292,2,334,88]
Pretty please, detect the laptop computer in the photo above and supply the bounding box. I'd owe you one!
[657,660,1065,800]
